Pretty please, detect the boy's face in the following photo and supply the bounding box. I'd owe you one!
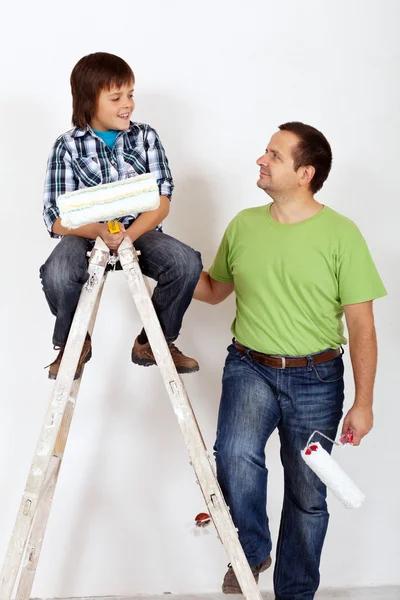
[90,80,135,132]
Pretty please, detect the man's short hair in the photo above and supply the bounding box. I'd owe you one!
[279,122,332,193]
[70,52,135,130]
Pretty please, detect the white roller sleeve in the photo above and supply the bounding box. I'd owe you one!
[301,442,365,509]
[57,173,160,228]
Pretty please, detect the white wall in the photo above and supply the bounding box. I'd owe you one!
[0,0,399,595]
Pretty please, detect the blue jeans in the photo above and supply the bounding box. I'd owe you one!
[214,343,345,600]
[39,230,202,347]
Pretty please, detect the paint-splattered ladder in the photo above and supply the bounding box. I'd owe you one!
[0,237,262,600]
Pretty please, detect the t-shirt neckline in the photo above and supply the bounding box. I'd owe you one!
[265,202,327,228]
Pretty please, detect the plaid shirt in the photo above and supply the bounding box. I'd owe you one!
[43,122,174,238]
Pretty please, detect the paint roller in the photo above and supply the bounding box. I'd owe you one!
[301,429,365,509]
[56,173,160,233]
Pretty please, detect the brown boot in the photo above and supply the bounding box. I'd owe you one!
[47,337,92,381]
[131,337,199,374]
[222,555,272,594]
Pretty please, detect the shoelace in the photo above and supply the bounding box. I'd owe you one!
[44,337,90,370]
[44,346,64,369]
[168,343,183,355]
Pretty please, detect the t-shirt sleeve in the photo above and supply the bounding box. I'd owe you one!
[338,237,387,305]
[209,225,234,283]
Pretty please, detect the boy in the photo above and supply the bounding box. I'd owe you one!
[41,52,202,380]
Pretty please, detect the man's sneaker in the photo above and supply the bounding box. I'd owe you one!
[131,337,199,374]
[47,337,92,381]
[222,555,272,594]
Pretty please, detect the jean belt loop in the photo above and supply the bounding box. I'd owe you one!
[306,355,314,371]
[245,348,252,360]
[340,345,345,356]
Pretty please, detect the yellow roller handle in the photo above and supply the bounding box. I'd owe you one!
[107,220,121,234]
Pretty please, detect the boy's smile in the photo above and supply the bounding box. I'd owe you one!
[90,81,135,132]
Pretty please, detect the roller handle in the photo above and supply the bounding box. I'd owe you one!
[107,220,121,234]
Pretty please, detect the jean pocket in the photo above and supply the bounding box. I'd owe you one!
[72,157,103,186]
[312,356,344,382]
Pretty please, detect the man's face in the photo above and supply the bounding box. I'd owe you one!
[256,130,301,196]
[90,81,135,132]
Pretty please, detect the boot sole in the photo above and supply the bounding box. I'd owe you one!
[131,355,157,367]
[132,355,199,374]
[176,365,199,374]
[132,352,199,374]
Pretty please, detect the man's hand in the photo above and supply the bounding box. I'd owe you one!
[341,404,374,446]
[98,223,126,252]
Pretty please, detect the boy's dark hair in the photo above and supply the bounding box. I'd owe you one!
[71,52,135,129]
[278,122,332,193]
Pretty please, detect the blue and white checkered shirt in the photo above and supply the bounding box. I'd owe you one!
[43,122,174,238]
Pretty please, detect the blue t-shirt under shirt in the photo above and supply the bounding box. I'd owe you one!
[93,129,119,150]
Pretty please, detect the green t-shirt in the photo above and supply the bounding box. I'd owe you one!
[209,204,387,356]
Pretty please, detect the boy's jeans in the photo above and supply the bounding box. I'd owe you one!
[214,343,345,600]
[40,230,202,347]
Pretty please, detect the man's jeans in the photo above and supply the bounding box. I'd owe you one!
[214,343,345,600]
[39,230,202,347]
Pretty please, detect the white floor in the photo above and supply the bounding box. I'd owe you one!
[44,589,400,600]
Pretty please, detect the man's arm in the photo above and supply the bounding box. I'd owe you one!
[342,300,377,445]
[194,271,234,305]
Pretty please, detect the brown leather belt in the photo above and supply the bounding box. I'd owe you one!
[233,341,341,369]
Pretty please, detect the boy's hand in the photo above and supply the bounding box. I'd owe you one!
[97,223,126,252]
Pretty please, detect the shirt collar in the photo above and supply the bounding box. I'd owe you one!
[71,125,94,138]
[71,124,131,139]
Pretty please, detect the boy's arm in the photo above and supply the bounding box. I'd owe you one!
[43,140,77,238]
[144,126,174,199]
[51,217,125,250]
[194,271,234,304]
[43,141,102,239]
[124,196,170,243]
[123,125,173,242]
[43,141,123,250]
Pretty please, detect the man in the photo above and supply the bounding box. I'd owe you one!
[194,122,386,599]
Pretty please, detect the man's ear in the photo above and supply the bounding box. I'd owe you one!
[298,165,315,188]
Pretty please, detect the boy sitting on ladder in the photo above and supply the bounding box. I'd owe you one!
[40,52,202,380]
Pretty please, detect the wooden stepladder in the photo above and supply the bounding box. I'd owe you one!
[0,237,262,600]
